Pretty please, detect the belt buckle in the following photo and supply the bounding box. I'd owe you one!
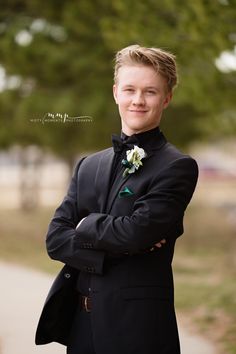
[84,296,91,312]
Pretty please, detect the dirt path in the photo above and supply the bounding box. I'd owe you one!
[0,262,217,354]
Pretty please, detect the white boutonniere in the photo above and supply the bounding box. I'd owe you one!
[121,145,146,177]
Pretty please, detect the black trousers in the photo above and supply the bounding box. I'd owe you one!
[67,300,96,354]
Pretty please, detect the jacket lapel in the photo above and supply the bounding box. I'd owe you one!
[105,149,156,214]
[95,147,134,214]
[95,148,114,213]
[105,132,167,213]
[105,167,132,213]
[96,131,167,214]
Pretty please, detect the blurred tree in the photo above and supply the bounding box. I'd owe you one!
[98,0,236,144]
[0,0,235,158]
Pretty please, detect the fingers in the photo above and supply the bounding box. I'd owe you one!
[150,239,166,251]
[155,243,162,248]
[155,239,166,248]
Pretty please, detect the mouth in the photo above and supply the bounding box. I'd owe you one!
[129,110,148,113]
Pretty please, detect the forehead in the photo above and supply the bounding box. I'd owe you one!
[116,64,167,88]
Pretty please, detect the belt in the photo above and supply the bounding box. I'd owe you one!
[80,295,92,312]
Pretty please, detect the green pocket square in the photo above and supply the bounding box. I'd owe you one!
[118,186,134,198]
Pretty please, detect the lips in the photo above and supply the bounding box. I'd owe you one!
[129,110,147,113]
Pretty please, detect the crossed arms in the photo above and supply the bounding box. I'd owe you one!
[46,157,198,274]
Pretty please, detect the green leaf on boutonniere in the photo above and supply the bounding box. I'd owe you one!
[118,186,134,198]
[121,159,133,168]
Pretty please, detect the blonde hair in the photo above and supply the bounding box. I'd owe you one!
[114,44,178,92]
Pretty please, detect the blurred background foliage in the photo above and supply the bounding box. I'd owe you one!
[0,0,236,165]
[0,2,236,353]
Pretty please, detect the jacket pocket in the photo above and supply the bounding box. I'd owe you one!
[120,286,173,300]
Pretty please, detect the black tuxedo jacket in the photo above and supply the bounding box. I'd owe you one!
[35,131,198,354]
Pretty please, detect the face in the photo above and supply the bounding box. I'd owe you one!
[113,65,172,136]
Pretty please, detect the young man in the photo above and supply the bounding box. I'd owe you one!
[35,45,198,354]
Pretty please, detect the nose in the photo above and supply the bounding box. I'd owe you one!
[132,91,145,106]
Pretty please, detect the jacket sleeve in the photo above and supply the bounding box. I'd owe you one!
[75,157,198,254]
[46,157,105,275]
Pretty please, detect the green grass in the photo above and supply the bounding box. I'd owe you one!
[0,204,235,353]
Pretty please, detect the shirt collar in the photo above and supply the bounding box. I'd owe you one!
[121,126,162,150]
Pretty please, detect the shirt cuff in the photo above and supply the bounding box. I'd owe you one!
[76,217,87,230]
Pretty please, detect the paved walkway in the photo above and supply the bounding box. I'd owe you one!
[0,262,217,354]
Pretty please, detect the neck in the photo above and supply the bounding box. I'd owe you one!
[121,124,160,136]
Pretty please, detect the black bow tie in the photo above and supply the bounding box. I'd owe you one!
[111,134,139,153]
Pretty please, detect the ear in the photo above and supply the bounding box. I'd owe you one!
[113,84,118,104]
[163,91,172,109]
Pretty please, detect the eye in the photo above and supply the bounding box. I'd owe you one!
[146,90,156,95]
[124,88,134,92]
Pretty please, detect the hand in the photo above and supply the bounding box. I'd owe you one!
[150,238,166,251]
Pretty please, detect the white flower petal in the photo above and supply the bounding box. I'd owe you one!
[124,145,146,175]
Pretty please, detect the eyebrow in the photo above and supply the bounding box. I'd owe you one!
[145,86,159,90]
[122,84,159,90]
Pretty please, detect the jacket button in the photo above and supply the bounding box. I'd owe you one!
[83,243,93,249]
[84,266,95,273]
[64,273,71,279]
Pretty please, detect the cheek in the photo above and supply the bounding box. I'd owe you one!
[151,98,164,111]
[117,95,130,107]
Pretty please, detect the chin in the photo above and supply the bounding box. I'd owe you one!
[126,121,147,131]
